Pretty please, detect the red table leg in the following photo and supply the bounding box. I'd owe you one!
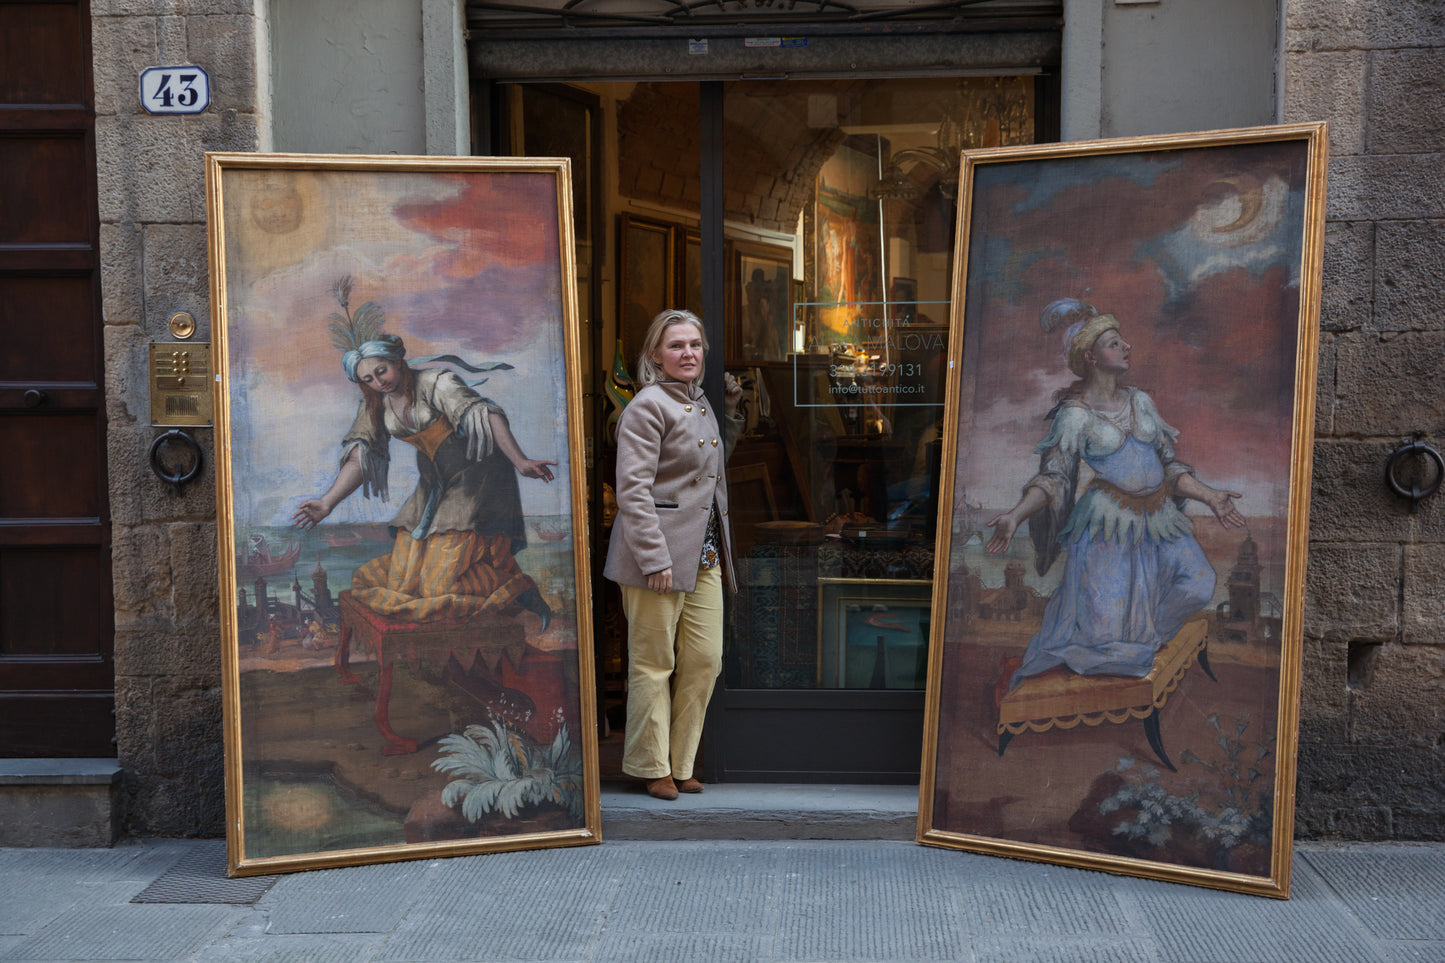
[374,660,419,755]
[333,621,363,684]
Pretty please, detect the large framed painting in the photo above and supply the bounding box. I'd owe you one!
[918,123,1328,897]
[206,153,601,876]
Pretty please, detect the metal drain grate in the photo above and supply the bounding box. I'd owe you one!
[131,841,277,904]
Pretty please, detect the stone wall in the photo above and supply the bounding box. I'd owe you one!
[1284,1,1445,838]
[94,0,260,836]
[87,0,1445,839]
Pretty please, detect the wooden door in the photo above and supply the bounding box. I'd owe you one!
[0,0,115,756]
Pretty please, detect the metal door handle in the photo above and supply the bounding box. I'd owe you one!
[23,389,47,408]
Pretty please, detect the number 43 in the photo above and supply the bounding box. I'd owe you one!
[140,66,210,115]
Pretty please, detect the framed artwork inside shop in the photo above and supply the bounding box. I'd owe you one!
[918,123,1328,898]
[728,239,794,363]
[817,578,931,690]
[812,137,883,342]
[206,152,600,876]
[616,213,678,366]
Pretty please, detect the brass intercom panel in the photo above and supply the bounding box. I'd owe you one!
[149,341,213,427]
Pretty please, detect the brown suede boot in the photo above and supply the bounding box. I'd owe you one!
[675,776,704,793]
[645,775,678,800]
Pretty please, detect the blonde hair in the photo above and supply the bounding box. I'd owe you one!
[1065,313,1120,378]
[635,309,708,387]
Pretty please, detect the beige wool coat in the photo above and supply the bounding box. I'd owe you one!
[603,380,739,594]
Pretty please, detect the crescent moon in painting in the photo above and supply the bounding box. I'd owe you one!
[1191,174,1284,248]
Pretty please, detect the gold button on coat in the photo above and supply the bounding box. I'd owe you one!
[684,405,693,412]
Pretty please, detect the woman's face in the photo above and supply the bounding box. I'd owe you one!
[652,322,705,382]
[1087,329,1131,375]
[355,356,401,394]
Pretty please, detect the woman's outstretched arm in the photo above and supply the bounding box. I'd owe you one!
[1174,473,1245,528]
[293,447,365,529]
[488,410,556,482]
[984,485,1050,553]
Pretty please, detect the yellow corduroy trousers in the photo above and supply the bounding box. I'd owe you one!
[619,564,723,781]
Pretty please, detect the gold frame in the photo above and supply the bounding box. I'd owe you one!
[918,124,1328,898]
[207,153,600,876]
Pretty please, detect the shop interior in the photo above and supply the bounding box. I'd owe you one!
[495,76,1041,779]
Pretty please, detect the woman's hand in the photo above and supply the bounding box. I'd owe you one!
[516,458,557,482]
[647,568,674,595]
[983,487,1047,554]
[1203,488,1246,528]
[292,499,333,530]
[984,511,1019,554]
[723,372,743,417]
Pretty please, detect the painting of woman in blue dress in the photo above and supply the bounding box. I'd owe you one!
[984,300,1246,689]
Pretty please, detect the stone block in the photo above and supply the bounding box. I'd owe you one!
[1298,638,1350,743]
[113,675,156,773]
[1368,49,1445,154]
[113,622,224,680]
[93,0,253,15]
[1346,643,1445,747]
[100,222,145,325]
[95,114,206,224]
[1318,220,1372,333]
[103,323,149,426]
[1392,806,1445,840]
[1374,220,1445,332]
[186,14,259,113]
[123,772,226,838]
[91,15,160,117]
[169,521,220,629]
[1309,439,1418,541]
[1285,1,1445,53]
[1283,50,1366,157]
[1403,544,1445,644]
[1294,803,1393,840]
[111,524,174,625]
[1303,543,1399,641]
[1327,155,1445,222]
[148,682,224,779]
[0,760,123,848]
[1294,742,1445,821]
[142,223,211,339]
[1333,331,1445,435]
[117,677,226,836]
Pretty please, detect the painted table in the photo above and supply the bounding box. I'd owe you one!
[332,590,526,755]
[996,620,1215,771]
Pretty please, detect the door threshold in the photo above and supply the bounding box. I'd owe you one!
[600,782,918,840]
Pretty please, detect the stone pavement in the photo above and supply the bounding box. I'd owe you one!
[1,786,1442,962]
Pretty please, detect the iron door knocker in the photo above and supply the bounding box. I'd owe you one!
[149,429,204,495]
[1385,438,1444,512]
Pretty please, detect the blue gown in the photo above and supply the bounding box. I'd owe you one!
[1010,388,1216,688]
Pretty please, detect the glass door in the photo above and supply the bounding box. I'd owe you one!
[494,74,1046,783]
[711,77,1040,782]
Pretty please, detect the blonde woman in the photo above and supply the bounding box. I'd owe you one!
[604,310,743,800]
